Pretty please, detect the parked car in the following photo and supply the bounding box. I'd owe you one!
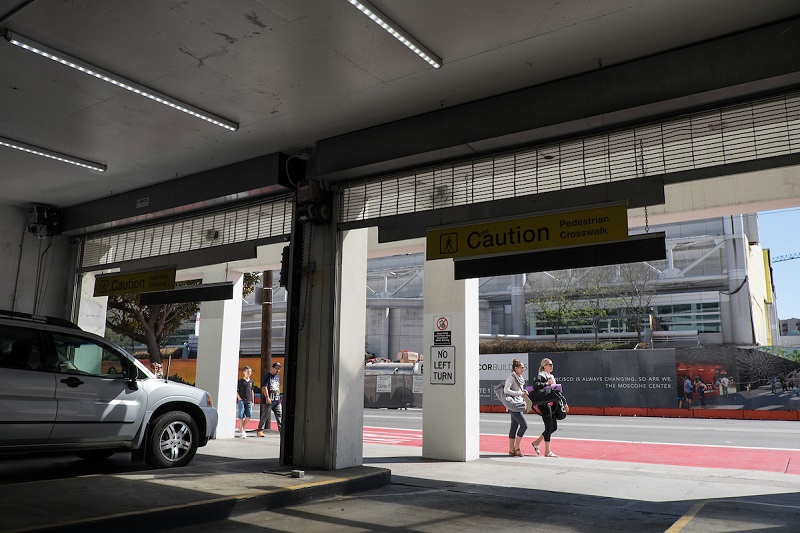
[0,310,218,468]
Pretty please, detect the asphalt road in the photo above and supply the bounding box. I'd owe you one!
[3,409,799,532]
[165,410,800,533]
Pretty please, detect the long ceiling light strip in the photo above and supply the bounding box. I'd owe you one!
[0,135,106,171]
[346,0,441,68]
[2,30,239,131]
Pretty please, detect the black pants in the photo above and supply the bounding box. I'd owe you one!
[538,403,558,442]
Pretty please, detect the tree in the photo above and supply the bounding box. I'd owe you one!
[106,273,261,363]
[579,266,618,344]
[616,262,660,343]
[525,270,584,342]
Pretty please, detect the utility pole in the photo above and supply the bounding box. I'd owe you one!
[260,270,273,381]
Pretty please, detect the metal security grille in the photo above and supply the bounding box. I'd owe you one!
[80,195,293,269]
[339,91,800,224]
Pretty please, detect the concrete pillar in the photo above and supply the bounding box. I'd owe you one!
[724,215,755,345]
[382,307,390,359]
[288,222,368,469]
[76,272,109,337]
[422,257,480,461]
[332,228,368,468]
[720,292,733,344]
[511,273,526,335]
[195,267,244,439]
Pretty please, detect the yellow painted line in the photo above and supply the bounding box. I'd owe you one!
[665,501,707,533]
[4,472,377,533]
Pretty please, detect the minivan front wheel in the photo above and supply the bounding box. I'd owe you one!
[145,411,199,468]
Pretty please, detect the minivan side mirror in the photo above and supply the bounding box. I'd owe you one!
[127,366,140,390]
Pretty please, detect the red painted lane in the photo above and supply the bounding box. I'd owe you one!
[363,426,800,475]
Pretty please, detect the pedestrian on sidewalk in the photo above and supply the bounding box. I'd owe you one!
[693,377,705,408]
[770,376,777,395]
[683,375,693,409]
[531,358,560,458]
[257,362,283,437]
[502,358,528,456]
[236,366,255,438]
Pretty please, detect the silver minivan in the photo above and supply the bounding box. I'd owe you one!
[0,311,218,468]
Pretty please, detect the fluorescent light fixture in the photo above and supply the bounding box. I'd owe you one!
[2,30,239,131]
[0,135,107,172]
[347,0,441,68]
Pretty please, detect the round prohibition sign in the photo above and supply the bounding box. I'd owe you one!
[436,317,449,331]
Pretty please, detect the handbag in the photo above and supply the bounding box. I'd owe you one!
[523,395,533,414]
[528,383,561,406]
[493,381,526,412]
[553,391,569,420]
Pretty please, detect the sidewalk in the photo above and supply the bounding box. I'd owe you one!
[0,435,388,533]
[2,427,800,532]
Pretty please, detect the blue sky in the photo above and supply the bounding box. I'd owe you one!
[759,208,800,320]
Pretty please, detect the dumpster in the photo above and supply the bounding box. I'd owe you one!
[364,361,423,408]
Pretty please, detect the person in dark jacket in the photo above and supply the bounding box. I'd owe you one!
[530,358,561,457]
[693,377,705,408]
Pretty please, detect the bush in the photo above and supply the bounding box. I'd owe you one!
[479,338,634,354]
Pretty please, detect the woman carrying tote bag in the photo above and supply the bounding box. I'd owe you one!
[502,358,529,457]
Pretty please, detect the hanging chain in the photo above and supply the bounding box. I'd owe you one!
[639,139,650,233]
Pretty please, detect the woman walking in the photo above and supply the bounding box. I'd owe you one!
[531,358,559,457]
[504,358,529,457]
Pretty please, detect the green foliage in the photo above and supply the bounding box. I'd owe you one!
[103,328,134,351]
[106,274,260,363]
[479,338,634,354]
[243,272,260,298]
[758,345,800,364]
[525,269,585,342]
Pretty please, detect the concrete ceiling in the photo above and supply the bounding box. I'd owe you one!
[1,0,799,212]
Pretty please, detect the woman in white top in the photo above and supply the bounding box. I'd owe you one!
[504,358,529,456]
[531,357,559,457]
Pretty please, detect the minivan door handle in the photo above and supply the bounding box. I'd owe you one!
[60,376,84,388]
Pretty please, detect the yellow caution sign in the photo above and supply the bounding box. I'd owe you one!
[426,204,628,260]
[93,268,176,297]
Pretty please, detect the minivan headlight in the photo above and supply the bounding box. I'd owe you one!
[205,392,214,408]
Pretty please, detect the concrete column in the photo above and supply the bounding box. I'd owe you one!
[422,257,480,461]
[332,228,368,468]
[724,215,755,345]
[288,221,369,469]
[382,307,390,359]
[511,273,526,335]
[720,292,733,344]
[76,272,109,337]
[195,267,244,439]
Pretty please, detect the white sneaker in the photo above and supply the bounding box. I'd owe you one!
[241,430,247,438]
